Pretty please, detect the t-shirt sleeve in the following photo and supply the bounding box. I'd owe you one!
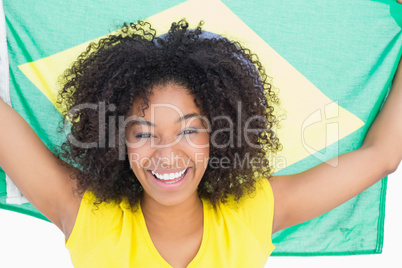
[234,178,275,256]
[65,191,123,263]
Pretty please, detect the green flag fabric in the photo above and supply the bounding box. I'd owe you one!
[1,0,402,257]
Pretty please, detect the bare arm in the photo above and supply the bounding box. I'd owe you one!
[271,55,402,233]
[0,98,82,239]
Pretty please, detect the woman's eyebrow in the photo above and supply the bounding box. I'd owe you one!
[176,112,201,123]
[130,112,202,127]
[130,120,155,127]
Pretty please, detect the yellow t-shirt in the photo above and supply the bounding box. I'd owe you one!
[65,178,275,267]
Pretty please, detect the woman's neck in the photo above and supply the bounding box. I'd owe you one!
[140,192,203,237]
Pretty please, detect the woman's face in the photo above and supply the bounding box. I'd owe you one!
[126,83,210,206]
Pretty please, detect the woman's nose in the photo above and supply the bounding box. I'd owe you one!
[153,136,184,164]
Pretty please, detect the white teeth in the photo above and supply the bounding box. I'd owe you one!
[151,168,186,181]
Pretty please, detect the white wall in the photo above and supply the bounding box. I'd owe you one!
[0,166,400,268]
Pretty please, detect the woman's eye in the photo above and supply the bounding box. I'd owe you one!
[134,130,197,138]
[135,133,154,139]
[181,129,198,135]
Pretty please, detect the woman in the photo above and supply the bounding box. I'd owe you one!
[0,20,401,267]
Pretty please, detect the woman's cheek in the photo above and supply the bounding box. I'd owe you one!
[182,132,209,149]
[180,133,210,167]
[127,140,154,168]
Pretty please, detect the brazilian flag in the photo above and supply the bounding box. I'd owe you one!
[1,0,402,257]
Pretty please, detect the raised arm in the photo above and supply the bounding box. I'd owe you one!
[270,55,402,234]
[0,98,82,238]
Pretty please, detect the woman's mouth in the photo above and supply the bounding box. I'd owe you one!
[150,168,188,184]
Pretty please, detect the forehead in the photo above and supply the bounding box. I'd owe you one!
[130,83,202,119]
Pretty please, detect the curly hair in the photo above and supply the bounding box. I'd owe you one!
[57,19,281,208]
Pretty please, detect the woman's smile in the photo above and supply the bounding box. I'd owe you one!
[146,167,192,190]
[150,167,188,182]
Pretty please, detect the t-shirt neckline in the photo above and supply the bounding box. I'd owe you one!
[138,198,209,268]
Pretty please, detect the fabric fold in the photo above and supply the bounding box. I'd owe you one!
[0,0,28,205]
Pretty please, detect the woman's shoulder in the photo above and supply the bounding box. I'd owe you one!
[81,190,135,212]
[65,190,132,251]
[213,177,274,222]
[210,178,276,255]
[223,178,273,207]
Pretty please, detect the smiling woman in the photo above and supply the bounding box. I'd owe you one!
[124,84,211,266]
[52,19,281,267]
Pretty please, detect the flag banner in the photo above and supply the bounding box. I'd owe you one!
[1,0,401,256]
